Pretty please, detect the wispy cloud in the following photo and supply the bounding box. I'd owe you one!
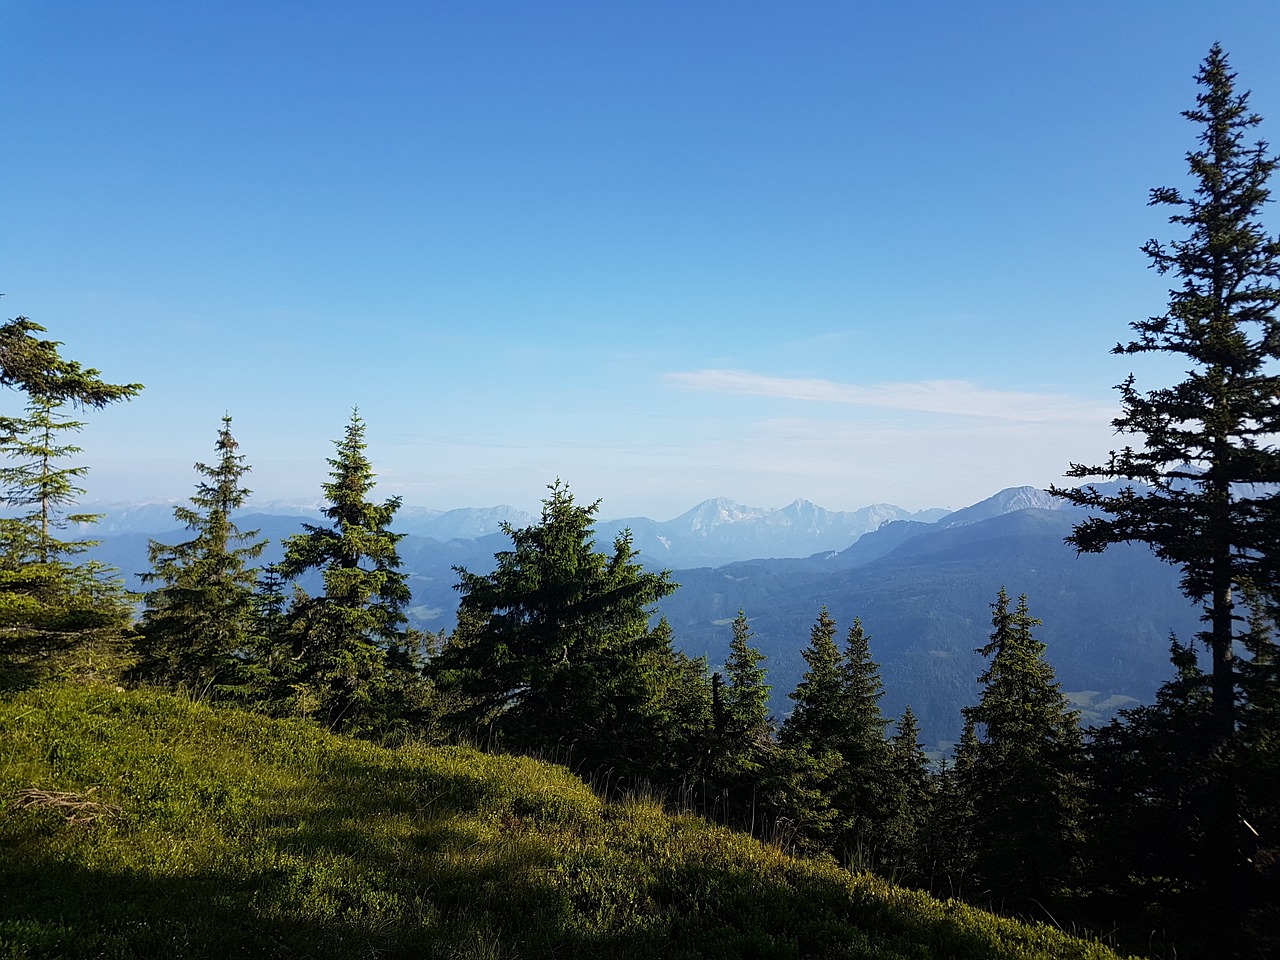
[664,369,1110,423]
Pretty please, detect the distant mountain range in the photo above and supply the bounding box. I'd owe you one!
[595,499,950,567]
[80,485,1199,751]
[81,494,949,571]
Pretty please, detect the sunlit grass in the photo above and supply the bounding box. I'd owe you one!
[0,683,1134,959]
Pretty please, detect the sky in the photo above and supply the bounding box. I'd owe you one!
[3,2,1279,520]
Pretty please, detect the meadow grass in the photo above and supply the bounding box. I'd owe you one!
[0,683,1135,959]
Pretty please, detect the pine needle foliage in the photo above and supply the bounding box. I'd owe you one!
[277,410,418,733]
[1055,41,1280,774]
[776,609,893,864]
[709,609,773,814]
[437,480,688,781]
[0,316,140,684]
[136,415,265,696]
[1052,46,1280,945]
[962,589,1083,911]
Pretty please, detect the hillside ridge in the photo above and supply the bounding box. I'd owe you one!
[0,683,1132,960]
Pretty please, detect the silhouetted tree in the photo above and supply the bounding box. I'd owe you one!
[962,589,1082,912]
[1054,46,1280,941]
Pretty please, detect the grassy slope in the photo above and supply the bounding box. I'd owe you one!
[0,685,1132,960]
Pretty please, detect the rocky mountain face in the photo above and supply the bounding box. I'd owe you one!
[596,498,950,567]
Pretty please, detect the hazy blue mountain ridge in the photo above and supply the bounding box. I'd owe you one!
[79,487,1198,749]
[596,497,950,567]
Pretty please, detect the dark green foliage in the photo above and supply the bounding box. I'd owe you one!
[1082,640,1217,943]
[631,617,716,787]
[277,410,421,733]
[880,706,933,884]
[775,609,893,865]
[922,719,980,899]
[1054,47,1280,946]
[709,610,774,820]
[837,617,892,862]
[961,589,1082,911]
[0,317,143,410]
[1055,39,1280,780]
[436,480,691,782]
[775,606,846,852]
[780,606,845,750]
[0,317,140,686]
[135,416,266,696]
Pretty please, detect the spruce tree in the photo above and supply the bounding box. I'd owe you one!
[0,317,140,673]
[136,416,265,696]
[0,317,143,409]
[962,589,1082,911]
[881,705,933,884]
[632,617,715,788]
[775,607,847,855]
[0,396,100,567]
[278,410,418,732]
[836,616,892,864]
[780,606,845,748]
[1083,639,1215,937]
[711,610,773,790]
[436,480,683,779]
[1053,46,1280,938]
[924,719,980,899]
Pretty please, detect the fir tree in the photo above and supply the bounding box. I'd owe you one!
[835,616,892,866]
[710,610,773,797]
[278,410,418,732]
[0,396,100,567]
[632,617,715,789]
[0,317,143,409]
[436,480,684,779]
[775,607,848,855]
[880,705,933,884]
[1053,46,1280,939]
[0,317,140,673]
[1083,638,1215,937]
[136,416,265,696]
[962,589,1082,912]
[923,719,980,899]
[780,606,845,749]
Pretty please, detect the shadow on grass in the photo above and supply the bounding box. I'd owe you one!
[0,688,1127,960]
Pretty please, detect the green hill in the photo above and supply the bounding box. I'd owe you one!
[0,684,1130,959]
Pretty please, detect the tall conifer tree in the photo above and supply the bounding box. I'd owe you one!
[836,616,892,863]
[776,608,849,856]
[0,317,140,659]
[437,480,684,779]
[1054,47,1280,938]
[713,611,773,779]
[137,416,265,695]
[278,410,417,732]
[962,589,1082,911]
[880,705,932,883]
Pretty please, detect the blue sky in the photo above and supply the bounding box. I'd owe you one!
[3,2,1279,519]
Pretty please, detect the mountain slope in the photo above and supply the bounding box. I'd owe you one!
[596,497,949,566]
[662,506,1199,747]
[0,683,1131,960]
[81,488,1199,745]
